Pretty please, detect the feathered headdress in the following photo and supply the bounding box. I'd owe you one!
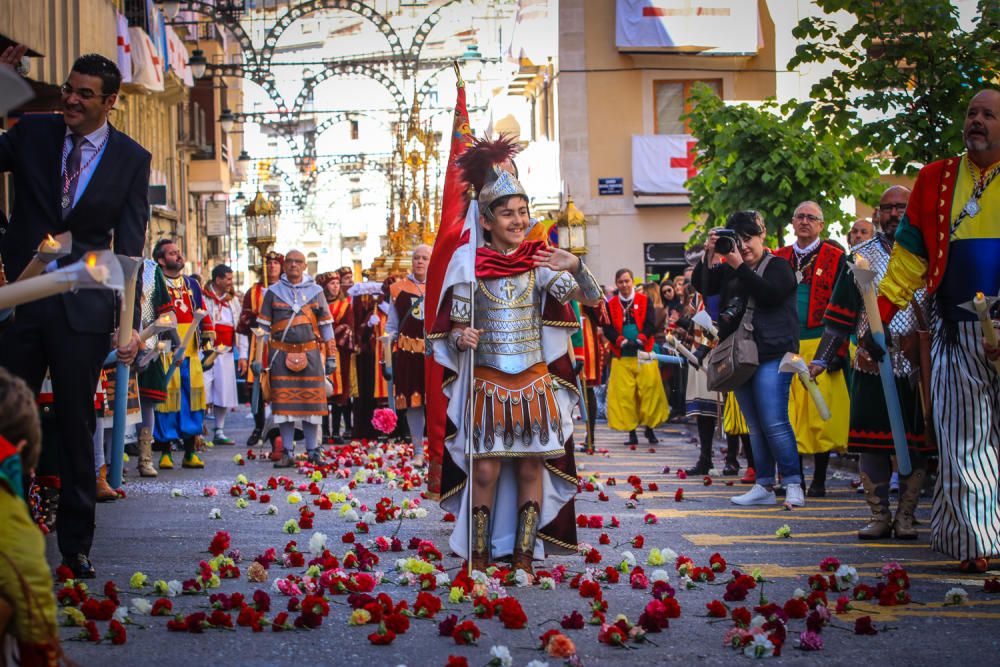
[455,134,527,219]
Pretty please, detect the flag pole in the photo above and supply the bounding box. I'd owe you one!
[466,275,475,577]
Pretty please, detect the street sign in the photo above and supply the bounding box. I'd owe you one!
[598,177,623,196]
[205,200,227,237]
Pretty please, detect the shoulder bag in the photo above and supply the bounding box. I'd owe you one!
[705,254,773,392]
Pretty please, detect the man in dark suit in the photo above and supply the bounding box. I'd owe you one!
[0,50,147,578]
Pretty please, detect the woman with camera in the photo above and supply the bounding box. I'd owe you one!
[692,211,803,506]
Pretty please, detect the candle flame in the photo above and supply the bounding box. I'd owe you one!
[86,254,98,268]
[976,292,985,301]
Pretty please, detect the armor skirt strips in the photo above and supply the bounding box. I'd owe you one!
[470,363,565,458]
[929,320,1000,560]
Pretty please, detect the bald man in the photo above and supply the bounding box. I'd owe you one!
[876,90,1000,572]
[258,250,336,467]
[848,219,875,249]
[775,201,849,501]
[385,244,431,464]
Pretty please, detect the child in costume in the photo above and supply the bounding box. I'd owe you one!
[430,136,603,573]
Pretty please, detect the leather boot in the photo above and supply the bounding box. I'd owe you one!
[512,501,540,576]
[95,465,118,502]
[470,505,491,572]
[893,467,925,540]
[137,427,157,477]
[857,472,892,539]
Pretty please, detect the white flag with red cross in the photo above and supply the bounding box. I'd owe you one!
[631,134,698,195]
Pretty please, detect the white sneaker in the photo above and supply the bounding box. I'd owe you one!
[731,484,777,506]
[785,484,806,507]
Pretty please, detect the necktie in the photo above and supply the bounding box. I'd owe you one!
[62,134,84,219]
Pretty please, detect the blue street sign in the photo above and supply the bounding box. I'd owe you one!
[598,177,623,195]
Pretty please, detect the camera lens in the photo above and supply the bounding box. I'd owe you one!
[716,236,734,254]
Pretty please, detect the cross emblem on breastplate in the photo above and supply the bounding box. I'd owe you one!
[500,279,516,300]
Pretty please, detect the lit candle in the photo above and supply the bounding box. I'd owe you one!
[0,250,119,309]
[16,232,72,281]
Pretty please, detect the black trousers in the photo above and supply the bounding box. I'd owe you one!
[0,296,108,557]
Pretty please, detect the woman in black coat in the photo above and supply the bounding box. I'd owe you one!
[692,211,803,508]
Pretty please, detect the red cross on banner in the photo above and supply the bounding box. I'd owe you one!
[669,140,698,179]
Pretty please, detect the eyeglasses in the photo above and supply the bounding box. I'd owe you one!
[60,83,107,101]
[793,213,823,223]
[878,203,907,213]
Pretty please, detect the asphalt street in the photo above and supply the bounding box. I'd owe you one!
[49,408,1000,666]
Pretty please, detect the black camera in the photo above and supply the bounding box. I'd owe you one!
[714,228,740,255]
[718,295,747,331]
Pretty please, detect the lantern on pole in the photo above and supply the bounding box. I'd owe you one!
[244,191,278,284]
[557,197,588,256]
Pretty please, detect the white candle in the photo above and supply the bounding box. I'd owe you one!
[973,292,1000,373]
[0,271,76,309]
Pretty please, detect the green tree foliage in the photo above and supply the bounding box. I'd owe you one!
[682,83,881,245]
[788,0,1000,174]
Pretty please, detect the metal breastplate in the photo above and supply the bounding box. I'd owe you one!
[854,237,926,377]
[474,270,544,374]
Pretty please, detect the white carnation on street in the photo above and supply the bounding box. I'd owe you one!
[209,508,222,519]
[650,569,670,583]
[489,645,513,667]
[131,598,152,615]
[166,580,183,597]
[308,531,328,557]
[945,587,968,605]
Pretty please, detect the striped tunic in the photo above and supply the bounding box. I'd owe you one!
[259,281,333,425]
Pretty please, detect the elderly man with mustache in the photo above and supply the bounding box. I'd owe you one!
[876,89,1000,573]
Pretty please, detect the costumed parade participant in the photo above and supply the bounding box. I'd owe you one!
[348,277,384,440]
[236,251,283,449]
[92,368,140,500]
[430,135,603,573]
[571,299,608,452]
[153,239,215,470]
[775,202,849,497]
[386,245,430,463]
[258,250,336,467]
[876,89,1000,572]
[135,258,174,477]
[316,271,353,443]
[810,185,933,540]
[676,284,721,475]
[603,268,670,446]
[203,264,240,446]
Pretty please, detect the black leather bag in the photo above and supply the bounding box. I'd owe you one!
[705,254,772,392]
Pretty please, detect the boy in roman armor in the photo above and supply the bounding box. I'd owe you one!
[430,136,603,573]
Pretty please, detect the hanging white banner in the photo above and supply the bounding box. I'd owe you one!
[631,134,698,195]
[615,0,760,55]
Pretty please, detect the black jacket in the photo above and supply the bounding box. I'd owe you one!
[692,253,799,362]
[0,114,150,334]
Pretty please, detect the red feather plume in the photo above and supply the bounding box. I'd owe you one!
[455,133,521,195]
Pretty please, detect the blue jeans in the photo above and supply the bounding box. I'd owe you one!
[733,358,801,486]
